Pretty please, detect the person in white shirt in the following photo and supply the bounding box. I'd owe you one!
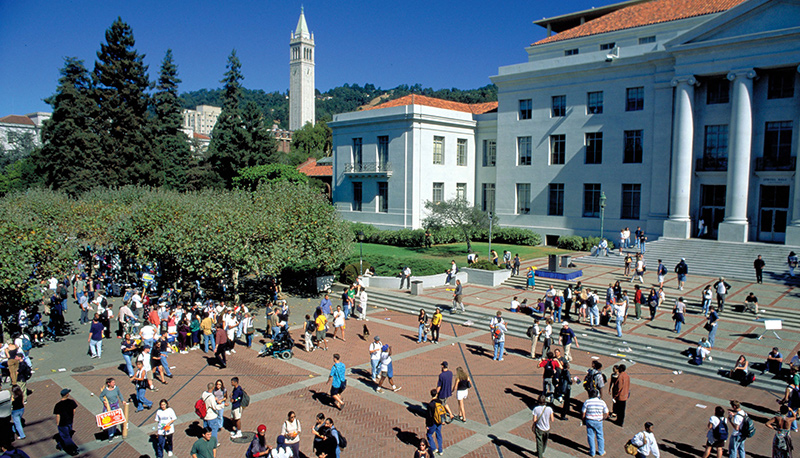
[531,394,555,457]
[510,297,520,313]
[614,298,627,338]
[631,421,660,457]
[332,306,346,342]
[224,311,238,354]
[136,346,155,391]
[131,291,143,313]
[140,324,157,349]
[154,399,177,457]
[48,277,58,291]
[280,411,301,457]
[359,288,369,321]
[368,336,382,382]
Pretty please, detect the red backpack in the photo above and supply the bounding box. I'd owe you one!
[194,398,207,419]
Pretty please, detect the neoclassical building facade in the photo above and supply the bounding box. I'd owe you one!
[331,0,800,245]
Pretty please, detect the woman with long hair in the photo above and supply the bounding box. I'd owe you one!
[154,399,176,458]
[454,366,471,422]
[11,385,25,439]
[213,379,228,422]
[417,309,429,344]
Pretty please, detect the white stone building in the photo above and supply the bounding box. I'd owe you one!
[182,104,221,136]
[289,8,315,131]
[331,0,800,246]
[0,112,49,151]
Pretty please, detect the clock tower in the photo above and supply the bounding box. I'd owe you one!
[289,7,315,131]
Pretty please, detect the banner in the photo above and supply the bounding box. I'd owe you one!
[96,409,126,429]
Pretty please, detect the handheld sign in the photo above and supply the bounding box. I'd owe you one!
[96,409,126,429]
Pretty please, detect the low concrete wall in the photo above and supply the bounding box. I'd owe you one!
[361,271,468,290]
[460,267,512,287]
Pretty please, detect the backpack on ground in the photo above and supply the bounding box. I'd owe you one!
[741,414,756,439]
[712,418,728,441]
[194,398,207,419]
[240,389,250,408]
[432,401,447,425]
[335,428,347,449]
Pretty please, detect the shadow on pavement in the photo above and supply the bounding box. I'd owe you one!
[393,426,420,447]
[488,433,536,457]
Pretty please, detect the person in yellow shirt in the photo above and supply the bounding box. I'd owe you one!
[430,308,443,344]
[315,312,328,351]
[200,313,215,353]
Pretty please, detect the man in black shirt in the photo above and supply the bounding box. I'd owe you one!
[53,388,79,455]
[754,255,766,284]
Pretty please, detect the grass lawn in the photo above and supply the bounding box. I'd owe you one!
[357,242,568,263]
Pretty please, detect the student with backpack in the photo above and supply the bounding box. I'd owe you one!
[728,399,755,458]
[538,352,562,403]
[583,360,606,397]
[702,406,728,458]
[426,388,447,455]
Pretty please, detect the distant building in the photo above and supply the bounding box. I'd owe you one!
[182,104,221,136]
[331,0,800,246]
[270,124,292,153]
[297,156,333,198]
[289,8,315,131]
[0,112,49,150]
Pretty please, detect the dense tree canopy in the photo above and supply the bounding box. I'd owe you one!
[152,49,192,190]
[423,197,491,253]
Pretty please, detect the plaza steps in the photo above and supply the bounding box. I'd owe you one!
[500,275,800,331]
[365,287,790,393]
[575,237,800,284]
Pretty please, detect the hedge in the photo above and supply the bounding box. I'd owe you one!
[469,259,501,271]
[348,223,542,248]
[557,235,615,251]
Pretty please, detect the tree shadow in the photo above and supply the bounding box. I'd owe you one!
[392,426,420,447]
[487,434,536,457]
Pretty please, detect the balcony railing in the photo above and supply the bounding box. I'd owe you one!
[755,156,796,171]
[343,162,393,176]
[695,156,727,171]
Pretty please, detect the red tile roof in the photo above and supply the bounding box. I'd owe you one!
[297,158,333,177]
[0,115,35,126]
[364,94,498,115]
[193,132,210,140]
[533,0,747,45]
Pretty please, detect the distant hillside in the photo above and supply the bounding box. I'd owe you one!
[179,83,497,129]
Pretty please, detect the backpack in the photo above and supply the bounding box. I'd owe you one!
[194,398,207,419]
[712,417,728,441]
[240,389,250,408]
[543,360,556,379]
[57,285,68,300]
[335,428,347,449]
[17,362,31,382]
[741,414,756,439]
[526,326,535,338]
[492,327,502,340]
[583,370,604,391]
[101,296,109,309]
[432,400,447,425]
[658,264,667,276]
[21,337,32,353]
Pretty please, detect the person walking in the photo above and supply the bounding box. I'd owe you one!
[614,296,627,338]
[358,286,369,321]
[375,344,401,393]
[453,366,471,422]
[609,364,630,426]
[368,336,383,382]
[673,297,686,333]
[656,260,667,289]
[154,399,176,458]
[229,377,244,439]
[789,251,798,277]
[88,314,104,358]
[281,411,302,457]
[582,389,609,457]
[304,314,315,352]
[767,404,793,458]
[529,318,541,359]
[201,382,222,446]
[713,277,731,313]
[10,385,25,441]
[541,318,553,357]
[327,353,346,410]
[754,255,766,284]
[332,306,346,342]
[191,427,216,458]
[53,388,79,456]
[315,310,329,351]
[630,422,660,457]
[430,308,443,344]
[674,258,688,291]
[728,400,748,458]
[702,406,728,458]
[400,266,412,289]
[426,388,446,455]
[707,307,719,347]
[418,309,429,343]
[248,425,271,458]
[532,394,554,457]
[131,360,153,412]
[539,352,562,403]
[200,312,215,353]
[437,361,455,422]
[492,317,507,361]
[451,280,465,314]
[100,377,124,442]
[213,323,228,369]
[513,254,521,276]
[557,361,575,421]
[559,321,579,361]
[526,266,536,290]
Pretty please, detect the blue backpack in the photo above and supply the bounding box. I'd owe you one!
[713,418,728,440]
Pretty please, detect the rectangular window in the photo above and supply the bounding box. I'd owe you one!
[456,183,467,200]
[482,139,496,167]
[548,183,564,216]
[701,125,729,170]
[519,99,532,120]
[550,134,565,165]
[516,184,531,214]
[583,184,601,218]
[482,183,495,213]
[638,36,656,44]
[564,48,579,56]
[518,136,532,166]
[707,77,730,104]
[599,42,615,50]
[352,182,362,212]
[626,87,644,112]
[433,136,444,164]
[353,138,363,166]
[587,91,603,114]
[768,69,795,99]
[432,182,444,203]
[764,121,793,161]
[456,139,467,166]
[585,132,603,164]
[623,130,643,163]
[621,184,641,220]
[377,182,388,213]
[551,95,566,117]
[377,135,389,167]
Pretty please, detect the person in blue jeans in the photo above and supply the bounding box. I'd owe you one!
[728,400,747,458]
[426,389,445,454]
[417,309,429,343]
[120,334,137,377]
[157,333,173,378]
[11,385,25,439]
[131,361,152,411]
[582,389,609,456]
[492,318,507,361]
[673,297,687,333]
[707,308,719,347]
[53,388,79,455]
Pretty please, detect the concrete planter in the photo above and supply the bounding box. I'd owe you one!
[361,271,468,290]
[461,267,512,287]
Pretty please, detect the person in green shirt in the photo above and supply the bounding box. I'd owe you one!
[190,315,201,349]
[191,428,216,458]
[100,377,124,442]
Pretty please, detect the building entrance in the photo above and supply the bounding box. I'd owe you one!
[699,185,725,239]
[759,185,789,243]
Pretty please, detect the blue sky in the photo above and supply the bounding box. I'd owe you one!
[0,0,614,115]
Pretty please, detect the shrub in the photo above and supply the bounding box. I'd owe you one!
[583,236,615,251]
[350,222,379,240]
[469,259,501,271]
[490,227,542,246]
[339,261,373,285]
[557,235,584,251]
[339,255,447,278]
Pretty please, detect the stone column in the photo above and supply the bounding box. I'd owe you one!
[663,75,696,239]
[718,69,756,243]
[785,65,800,246]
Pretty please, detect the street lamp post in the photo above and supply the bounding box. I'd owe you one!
[488,212,494,258]
[599,192,607,240]
[357,231,365,276]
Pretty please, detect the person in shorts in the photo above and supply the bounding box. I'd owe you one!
[315,311,328,351]
[702,406,727,458]
[436,361,455,422]
[327,353,346,410]
[229,377,244,438]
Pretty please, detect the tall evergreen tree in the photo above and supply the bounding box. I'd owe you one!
[207,50,246,188]
[152,49,191,190]
[241,100,279,165]
[92,17,154,186]
[32,57,103,195]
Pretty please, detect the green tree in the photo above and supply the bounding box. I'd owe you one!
[233,163,308,191]
[32,57,103,195]
[423,197,490,253]
[0,131,37,168]
[152,49,191,190]
[207,50,246,188]
[241,100,279,165]
[288,119,331,165]
[93,17,154,186]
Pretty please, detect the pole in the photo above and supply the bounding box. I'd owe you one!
[122,401,129,438]
[600,206,605,240]
[359,240,363,277]
[488,213,493,257]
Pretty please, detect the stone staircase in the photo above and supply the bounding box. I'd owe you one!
[576,237,800,284]
[365,285,790,393]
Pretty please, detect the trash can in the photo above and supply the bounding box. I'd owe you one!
[411,280,424,296]
[548,254,558,271]
[560,255,571,268]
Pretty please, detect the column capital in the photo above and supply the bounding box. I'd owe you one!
[727,68,757,81]
[671,75,698,87]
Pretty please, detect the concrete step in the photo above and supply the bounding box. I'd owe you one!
[366,289,788,392]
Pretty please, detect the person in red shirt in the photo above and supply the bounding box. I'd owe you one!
[538,352,563,403]
[609,364,630,425]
